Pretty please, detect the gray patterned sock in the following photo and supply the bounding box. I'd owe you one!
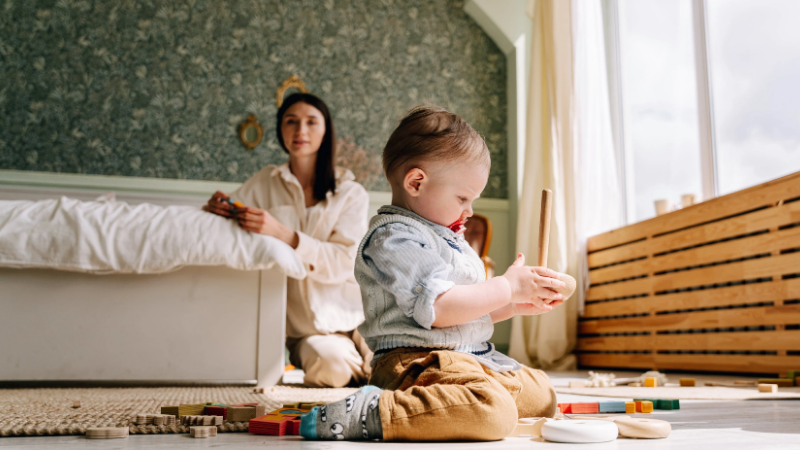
[313,385,383,440]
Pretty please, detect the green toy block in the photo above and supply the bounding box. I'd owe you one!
[634,398,679,410]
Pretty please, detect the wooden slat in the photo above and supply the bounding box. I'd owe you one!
[654,354,800,374]
[576,353,654,369]
[587,171,800,252]
[654,330,800,351]
[583,279,800,317]
[577,335,653,351]
[590,226,800,285]
[579,304,800,334]
[577,330,800,352]
[652,252,800,293]
[588,199,800,268]
[587,252,800,301]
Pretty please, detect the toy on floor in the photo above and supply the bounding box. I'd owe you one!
[134,413,178,426]
[72,401,81,408]
[634,398,680,410]
[559,402,630,414]
[758,378,794,387]
[249,407,310,436]
[181,415,223,426]
[507,417,551,437]
[85,427,129,439]
[227,404,267,422]
[190,426,217,438]
[634,400,654,413]
[541,420,618,443]
[572,415,672,439]
[680,378,696,387]
[645,377,658,387]
[758,384,778,393]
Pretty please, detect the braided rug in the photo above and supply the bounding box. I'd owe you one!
[0,385,355,437]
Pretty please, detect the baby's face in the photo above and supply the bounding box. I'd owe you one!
[411,160,489,234]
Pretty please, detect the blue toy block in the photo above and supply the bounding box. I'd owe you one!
[598,401,628,413]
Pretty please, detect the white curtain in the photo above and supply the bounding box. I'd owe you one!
[508,0,623,370]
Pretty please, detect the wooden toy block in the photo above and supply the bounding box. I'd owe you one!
[160,406,179,417]
[178,403,207,417]
[679,378,696,387]
[625,402,636,414]
[568,380,586,389]
[190,426,217,438]
[634,399,680,410]
[204,405,228,419]
[72,400,81,408]
[758,384,778,393]
[249,407,310,435]
[86,427,129,439]
[757,378,793,387]
[570,403,600,414]
[557,403,572,414]
[598,402,627,413]
[283,403,300,408]
[645,377,658,387]
[634,401,653,413]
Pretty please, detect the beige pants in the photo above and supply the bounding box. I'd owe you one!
[286,330,373,388]
[369,348,557,441]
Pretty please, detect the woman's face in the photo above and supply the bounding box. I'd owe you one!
[281,102,326,158]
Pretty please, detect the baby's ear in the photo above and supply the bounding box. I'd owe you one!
[403,167,427,197]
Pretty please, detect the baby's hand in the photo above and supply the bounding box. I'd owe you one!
[512,301,563,316]
[501,253,565,311]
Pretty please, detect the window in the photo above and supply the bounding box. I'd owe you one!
[706,0,800,194]
[617,0,703,221]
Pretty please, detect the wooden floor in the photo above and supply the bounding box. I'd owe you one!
[2,372,798,449]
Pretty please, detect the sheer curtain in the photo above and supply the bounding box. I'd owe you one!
[508,0,622,370]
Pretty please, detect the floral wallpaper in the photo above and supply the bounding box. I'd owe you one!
[0,0,508,198]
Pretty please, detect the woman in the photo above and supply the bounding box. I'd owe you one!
[204,93,371,388]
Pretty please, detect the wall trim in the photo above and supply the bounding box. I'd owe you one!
[0,169,509,212]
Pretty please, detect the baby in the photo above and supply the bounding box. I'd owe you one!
[300,106,566,441]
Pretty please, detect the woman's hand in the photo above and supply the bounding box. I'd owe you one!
[237,207,300,248]
[202,191,233,218]
[500,253,565,312]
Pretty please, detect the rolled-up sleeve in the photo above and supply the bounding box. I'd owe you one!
[362,223,453,329]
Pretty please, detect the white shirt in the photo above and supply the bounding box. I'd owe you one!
[231,163,369,337]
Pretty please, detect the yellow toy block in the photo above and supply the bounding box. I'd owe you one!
[679,378,696,387]
[625,401,636,414]
[645,377,658,387]
[635,400,653,413]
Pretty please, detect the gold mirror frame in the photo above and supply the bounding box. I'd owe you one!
[238,115,263,151]
[276,74,309,108]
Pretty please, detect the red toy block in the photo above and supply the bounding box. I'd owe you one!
[557,403,572,414]
[570,402,600,414]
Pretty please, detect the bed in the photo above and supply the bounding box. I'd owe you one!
[0,190,305,387]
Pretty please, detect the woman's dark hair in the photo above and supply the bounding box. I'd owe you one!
[276,93,337,200]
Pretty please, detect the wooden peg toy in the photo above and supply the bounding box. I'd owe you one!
[645,377,658,387]
[679,378,696,387]
[537,189,577,301]
[86,427,129,439]
[758,384,778,393]
[190,426,217,438]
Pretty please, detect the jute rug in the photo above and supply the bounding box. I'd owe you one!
[555,385,800,400]
[0,385,355,437]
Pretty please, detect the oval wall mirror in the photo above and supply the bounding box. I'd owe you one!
[239,115,263,151]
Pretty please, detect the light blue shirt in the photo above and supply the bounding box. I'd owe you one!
[355,205,520,372]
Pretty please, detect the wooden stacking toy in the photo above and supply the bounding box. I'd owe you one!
[541,420,618,443]
[190,426,217,438]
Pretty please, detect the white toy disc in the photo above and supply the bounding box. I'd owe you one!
[541,420,619,443]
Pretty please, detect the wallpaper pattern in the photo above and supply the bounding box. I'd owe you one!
[0,0,508,197]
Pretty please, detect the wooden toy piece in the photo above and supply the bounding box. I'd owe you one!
[507,418,550,437]
[598,401,627,413]
[645,377,658,387]
[569,380,586,389]
[541,420,619,443]
[629,382,642,387]
[283,402,300,409]
[249,407,310,436]
[758,378,794,387]
[204,405,228,419]
[571,402,600,414]
[86,427,129,439]
[634,399,680,410]
[634,401,653,413]
[178,403,207,417]
[72,400,81,408]
[625,402,636,414]
[758,383,778,393]
[537,189,578,302]
[161,406,179,417]
[680,378,696,387]
[190,426,218,438]
[614,417,671,439]
[557,403,572,414]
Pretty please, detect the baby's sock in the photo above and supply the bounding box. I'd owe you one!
[300,385,383,440]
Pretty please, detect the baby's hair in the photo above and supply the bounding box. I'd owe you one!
[382,105,490,186]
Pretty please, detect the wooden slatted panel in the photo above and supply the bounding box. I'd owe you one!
[578,171,800,376]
